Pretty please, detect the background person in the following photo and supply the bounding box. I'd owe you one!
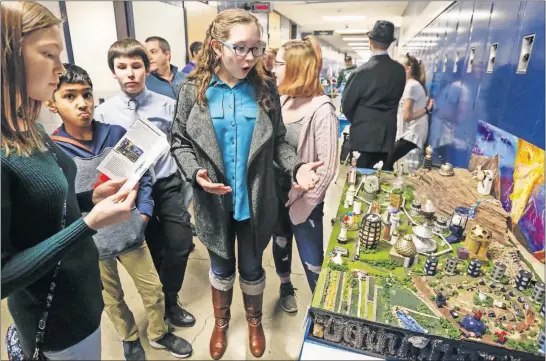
[182,41,203,75]
[145,36,186,99]
[341,20,406,170]
[271,36,339,313]
[387,54,434,171]
[95,39,196,330]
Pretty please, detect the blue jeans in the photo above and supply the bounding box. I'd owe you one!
[272,202,325,292]
[208,218,266,295]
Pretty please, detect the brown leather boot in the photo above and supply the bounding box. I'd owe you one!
[242,292,266,357]
[210,286,233,360]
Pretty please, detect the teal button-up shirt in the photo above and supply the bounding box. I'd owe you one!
[206,76,257,221]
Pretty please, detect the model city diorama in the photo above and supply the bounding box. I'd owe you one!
[311,147,545,358]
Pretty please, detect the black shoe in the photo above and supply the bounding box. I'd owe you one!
[190,223,197,237]
[166,303,196,327]
[123,339,146,361]
[150,332,192,359]
[190,242,196,253]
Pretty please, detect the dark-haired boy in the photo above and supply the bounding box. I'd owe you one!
[48,63,192,359]
[94,39,196,331]
[181,41,202,75]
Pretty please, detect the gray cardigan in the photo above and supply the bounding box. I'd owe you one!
[171,80,300,259]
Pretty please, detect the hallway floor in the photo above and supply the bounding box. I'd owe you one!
[1,166,346,360]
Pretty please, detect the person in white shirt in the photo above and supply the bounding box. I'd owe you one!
[388,53,434,171]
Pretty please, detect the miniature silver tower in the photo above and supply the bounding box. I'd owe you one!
[490,262,507,283]
[531,282,546,304]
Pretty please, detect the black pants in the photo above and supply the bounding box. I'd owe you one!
[354,152,390,170]
[386,139,418,170]
[145,173,193,308]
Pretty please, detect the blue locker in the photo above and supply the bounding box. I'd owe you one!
[475,2,524,131]
[429,3,462,164]
[500,1,545,149]
[450,1,494,167]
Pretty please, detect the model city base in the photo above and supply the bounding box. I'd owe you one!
[312,162,545,359]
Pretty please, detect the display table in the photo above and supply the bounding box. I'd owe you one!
[300,167,544,360]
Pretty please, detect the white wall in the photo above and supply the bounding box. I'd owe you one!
[37,1,69,64]
[65,1,120,101]
[37,1,68,132]
[279,14,291,46]
[399,2,455,47]
[132,1,186,69]
[254,13,269,45]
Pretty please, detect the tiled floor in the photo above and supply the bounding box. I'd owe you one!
[1,169,347,360]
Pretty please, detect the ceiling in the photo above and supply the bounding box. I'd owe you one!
[272,1,408,58]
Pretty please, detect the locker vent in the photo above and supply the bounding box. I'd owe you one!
[486,43,498,73]
[517,34,535,74]
[467,48,475,73]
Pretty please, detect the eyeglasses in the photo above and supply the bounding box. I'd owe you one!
[274,61,285,68]
[219,40,266,58]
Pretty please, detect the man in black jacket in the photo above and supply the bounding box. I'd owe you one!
[342,20,406,169]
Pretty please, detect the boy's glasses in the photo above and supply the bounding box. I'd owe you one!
[219,40,266,58]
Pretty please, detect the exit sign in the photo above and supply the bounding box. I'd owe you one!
[313,30,334,36]
[251,2,271,13]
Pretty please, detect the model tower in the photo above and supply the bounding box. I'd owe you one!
[531,282,546,304]
[515,270,533,291]
[490,262,506,283]
[359,214,382,250]
[425,256,439,276]
[467,258,482,277]
[445,257,459,275]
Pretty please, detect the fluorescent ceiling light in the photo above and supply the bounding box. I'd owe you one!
[324,15,366,22]
[335,28,368,35]
[343,37,368,41]
[348,42,368,46]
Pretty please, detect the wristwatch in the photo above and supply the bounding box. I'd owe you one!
[425,107,431,115]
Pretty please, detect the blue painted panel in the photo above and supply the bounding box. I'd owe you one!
[500,1,545,149]
[475,2,523,130]
[450,1,494,167]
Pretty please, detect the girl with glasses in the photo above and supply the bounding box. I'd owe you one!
[270,36,339,313]
[171,9,323,360]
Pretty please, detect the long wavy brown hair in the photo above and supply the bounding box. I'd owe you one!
[1,2,62,156]
[187,9,272,111]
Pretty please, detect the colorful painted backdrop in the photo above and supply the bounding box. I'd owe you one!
[473,120,545,262]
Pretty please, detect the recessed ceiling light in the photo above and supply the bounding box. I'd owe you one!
[348,42,368,46]
[343,37,368,41]
[324,15,366,22]
[335,28,368,35]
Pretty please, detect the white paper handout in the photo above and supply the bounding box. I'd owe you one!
[97,117,170,194]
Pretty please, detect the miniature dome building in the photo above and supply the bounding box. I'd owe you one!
[359,214,382,250]
[531,282,546,304]
[491,262,507,282]
[460,314,487,337]
[395,235,417,257]
[464,225,492,261]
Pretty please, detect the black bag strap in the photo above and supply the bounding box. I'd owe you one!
[33,136,67,360]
